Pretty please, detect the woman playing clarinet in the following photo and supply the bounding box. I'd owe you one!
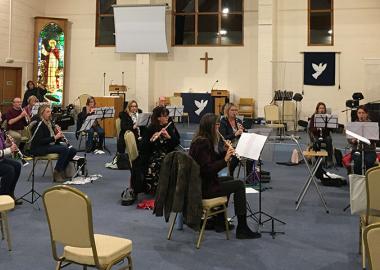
[30,105,77,182]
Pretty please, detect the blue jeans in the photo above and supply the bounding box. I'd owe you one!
[32,144,77,172]
[87,126,105,149]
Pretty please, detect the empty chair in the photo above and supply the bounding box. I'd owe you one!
[363,222,380,270]
[264,104,285,135]
[43,185,133,270]
[0,195,15,251]
[238,98,255,119]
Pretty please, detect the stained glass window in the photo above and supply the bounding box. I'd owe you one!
[37,23,64,105]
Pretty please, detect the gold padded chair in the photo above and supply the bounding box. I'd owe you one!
[124,131,139,167]
[264,104,285,135]
[363,222,380,270]
[238,98,255,119]
[43,185,133,270]
[0,195,15,251]
[167,196,229,249]
[360,166,380,269]
[25,122,59,182]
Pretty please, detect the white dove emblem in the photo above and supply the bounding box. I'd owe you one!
[194,100,208,115]
[312,63,327,79]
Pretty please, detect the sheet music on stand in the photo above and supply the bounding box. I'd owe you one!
[79,114,101,132]
[235,132,268,161]
[31,102,51,116]
[94,107,115,118]
[346,122,379,141]
[314,114,338,129]
[166,106,184,117]
[136,112,152,127]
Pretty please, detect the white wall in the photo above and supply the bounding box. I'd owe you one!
[275,0,380,122]
[44,0,258,109]
[0,0,46,92]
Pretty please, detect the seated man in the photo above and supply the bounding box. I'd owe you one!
[6,97,28,146]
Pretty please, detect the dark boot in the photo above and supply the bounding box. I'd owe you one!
[236,215,261,239]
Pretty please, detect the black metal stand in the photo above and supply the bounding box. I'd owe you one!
[72,152,89,178]
[100,108,111,155]
[251,159,286,239]
[18,158,41,209]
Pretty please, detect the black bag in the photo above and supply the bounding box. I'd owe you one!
[334,148,343,167]
[116,153,131,170]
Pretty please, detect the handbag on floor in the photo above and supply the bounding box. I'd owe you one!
[349,174,366,215]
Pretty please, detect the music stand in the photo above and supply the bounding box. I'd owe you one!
[314,114,338,130]
[31,102,51,116]
[137,112,152,127]
[166,106,184,123]
[94,107,115,154]
[346,122,378,175]
[236,133,286,238]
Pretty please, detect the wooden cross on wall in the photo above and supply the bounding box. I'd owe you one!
[200,52,213,74]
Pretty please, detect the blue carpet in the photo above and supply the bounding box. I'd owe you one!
[0,125,361,270]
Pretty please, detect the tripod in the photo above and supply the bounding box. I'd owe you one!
[18,157,42,208]
[251,159,286,239]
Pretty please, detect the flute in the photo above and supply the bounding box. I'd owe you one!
[217,130,241,160]
[4,131,29,166]
[151,121,173,142]
[54,125,73,148]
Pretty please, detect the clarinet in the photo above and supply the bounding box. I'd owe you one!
[54,124,72,148]
[4,131,29,166]
[21,108,30,124]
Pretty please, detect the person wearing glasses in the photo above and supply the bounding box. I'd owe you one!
[117,100,142,153]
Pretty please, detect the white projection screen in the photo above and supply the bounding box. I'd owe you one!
[113,5,168,53]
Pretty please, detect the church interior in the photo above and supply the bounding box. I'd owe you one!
[0,0,379,269]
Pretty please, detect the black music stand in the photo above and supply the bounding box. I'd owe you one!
[236,132,286,238]
[94,107,115,154]
[166,106,184,123]
[18,156,42,208]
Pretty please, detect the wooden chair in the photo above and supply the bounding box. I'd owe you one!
[363,222,380,270]
[0,195,15,251]
[43,185,133,270]
[360,166,380,269]
[238,98,255,118]
[168,196,229,249]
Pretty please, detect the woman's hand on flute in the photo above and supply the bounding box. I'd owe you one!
[224,147,235,162]
[161,128,171,139]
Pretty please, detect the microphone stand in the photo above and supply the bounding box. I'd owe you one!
[103,72,106,96]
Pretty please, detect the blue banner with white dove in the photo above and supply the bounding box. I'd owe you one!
[181,93,213,123]
[304,52,335,86]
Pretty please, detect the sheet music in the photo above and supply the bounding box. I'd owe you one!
[346,122,379,141]
[136,112,152,126]
[94,107,115,118]
[31,102,51,116]
[314,114,338,129]
[166,106,184,117]
[245,187,259,194]
[79,115,99,132]
[235,132,267,160]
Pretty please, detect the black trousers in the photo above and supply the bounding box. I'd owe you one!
[0,158,21,196]
[205,176,247,216]
[352,150,377,175]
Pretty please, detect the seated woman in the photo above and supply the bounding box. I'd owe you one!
[190,113,261,239]
[218,103,252,177]
[348,105,377,174]
[308,102,334,166]
[23,95,38,121]
[117,100,142,153]
[77,96,105,152]
[143,106,180,191]
[30,105,77,182]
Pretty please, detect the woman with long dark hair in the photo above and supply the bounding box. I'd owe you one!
[77,96,105,152]
[142,106,180,192]
[349,105,377,174]
[308,102,334,166]
[189,113,261,239]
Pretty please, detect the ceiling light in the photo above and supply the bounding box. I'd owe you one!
[222,8,229,14]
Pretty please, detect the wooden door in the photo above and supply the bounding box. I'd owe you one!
[0,67,22,113]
